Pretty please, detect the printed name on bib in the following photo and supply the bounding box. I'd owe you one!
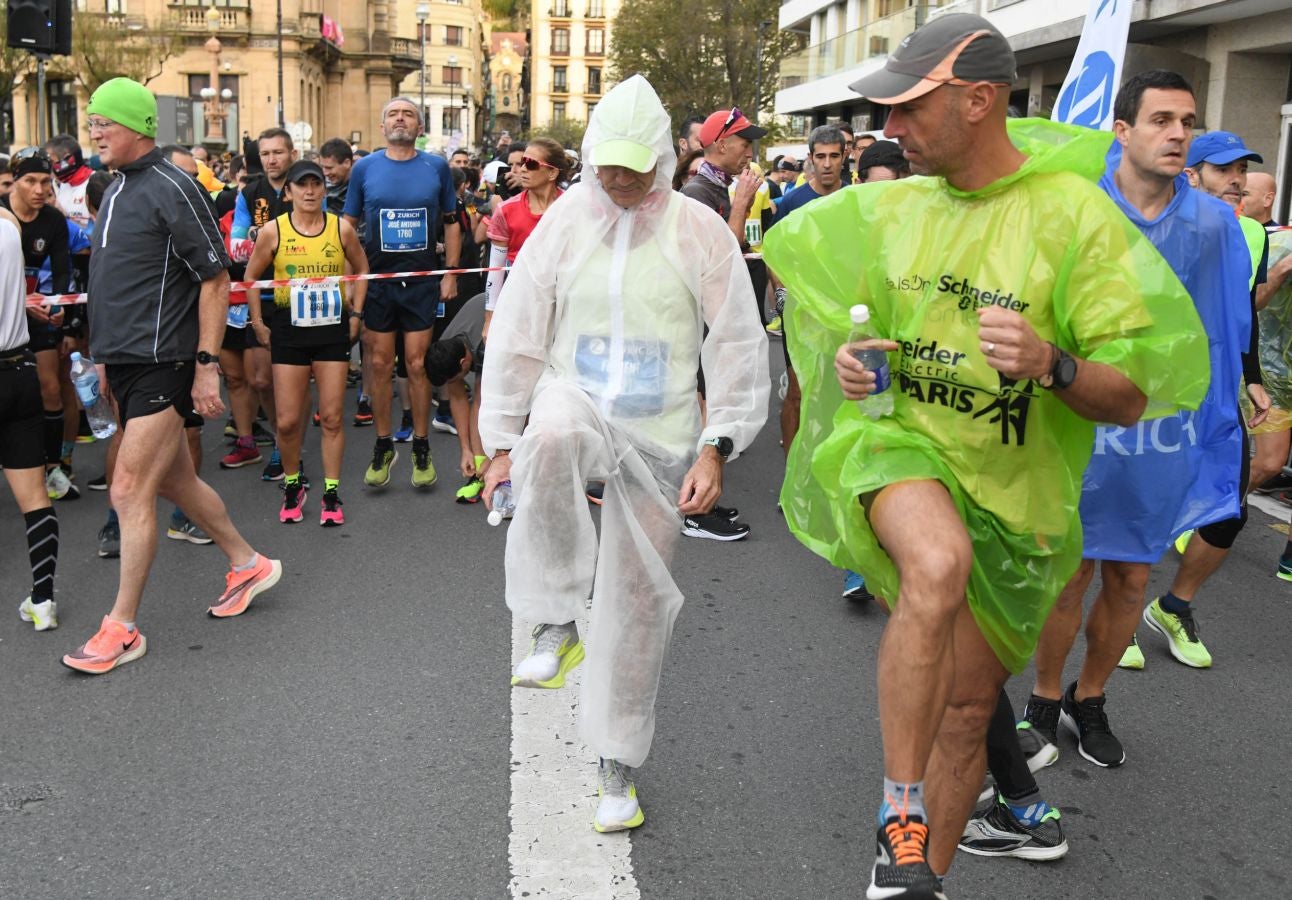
[291,286,343,327]
[380,208,429,252]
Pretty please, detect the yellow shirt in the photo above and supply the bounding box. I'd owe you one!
[731,180,773,248]
[272,212,347,308]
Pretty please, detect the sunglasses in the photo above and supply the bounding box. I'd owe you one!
[521,156,557,171]
[14,147,49,162]
[715,107,744,142]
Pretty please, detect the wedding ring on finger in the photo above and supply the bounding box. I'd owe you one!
[985,341,996,356]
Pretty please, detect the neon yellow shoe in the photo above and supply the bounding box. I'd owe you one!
[1174,530,1193,554]
[364,445,397,487]
[511,622,584,688]
[594,758,645,833]
[1143,597,1212,668]
[1116,634,1144,670]
[411,443,437,488]
[456,476,484,504]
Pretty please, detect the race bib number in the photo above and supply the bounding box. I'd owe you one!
[290,286,343,327]
[226,304,249,329]
[574,334,669,418]
[744,219,763,247]
[379,208,429,252]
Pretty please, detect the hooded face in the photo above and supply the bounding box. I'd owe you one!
[595,164,656,208]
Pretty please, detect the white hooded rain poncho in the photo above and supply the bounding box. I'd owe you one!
[479,75,769,767]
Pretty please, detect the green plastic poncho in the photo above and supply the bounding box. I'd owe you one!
[762,119,1209,673]
[1254,230,1292,414]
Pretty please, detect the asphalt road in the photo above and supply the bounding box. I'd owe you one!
[3,346,1291,900]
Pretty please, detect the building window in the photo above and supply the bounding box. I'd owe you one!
[445,25,463,46]
[552,0,571,15]
[587,0,604,16]
[586,29,604,55]
[587,66,601,95]
[443,107,462,133]
[442,66,463,86]
[552,28,569,54]
[553,66,567,93]
[586,101,596,119]
[502,73,513,92]
[553,101,566,120]
[47,80,77,139]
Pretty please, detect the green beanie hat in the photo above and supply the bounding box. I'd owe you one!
[87,77,158,139]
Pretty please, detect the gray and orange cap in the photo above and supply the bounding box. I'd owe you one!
[849,13,1016,105]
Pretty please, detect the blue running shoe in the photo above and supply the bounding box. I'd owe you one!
[843,570,874,603]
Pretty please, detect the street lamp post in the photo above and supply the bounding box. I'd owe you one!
[416,2,430,121]
[201,4,231,148]
[447,53,458,143]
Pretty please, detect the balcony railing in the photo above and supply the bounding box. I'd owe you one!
[550,2,572,17]
[779,4,935,91]
[389,38,421,65]
[170,3,249,32]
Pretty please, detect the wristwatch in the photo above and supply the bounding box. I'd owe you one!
[1038,343,1077,391]
[703,436,734,459]
[196,350,218,366]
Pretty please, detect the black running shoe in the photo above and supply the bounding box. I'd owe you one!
[867,815,946,900]
[682,513,750,542]
[1059,681,1125,768]
[1018,695,1061,769]
[88,473,108,492]
[251,421,276,446]
[711,504,740,522]
[1256,470,1292,495]
[958,797,1068,861]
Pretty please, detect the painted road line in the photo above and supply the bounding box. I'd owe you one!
[509,614,641,899]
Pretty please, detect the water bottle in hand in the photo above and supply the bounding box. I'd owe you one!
[848,304,894,420]
[68,351,117,439]
[487,480,516,526]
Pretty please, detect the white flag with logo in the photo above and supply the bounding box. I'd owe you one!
[1052,0,1134,131]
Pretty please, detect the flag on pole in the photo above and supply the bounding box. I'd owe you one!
[1052,0,1134,130]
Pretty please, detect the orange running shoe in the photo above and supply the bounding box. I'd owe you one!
[62,616,147,674]
[208,555,282,618]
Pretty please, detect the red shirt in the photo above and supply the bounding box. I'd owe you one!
[486,189,562,262]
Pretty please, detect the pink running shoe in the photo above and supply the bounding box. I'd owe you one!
[208,555,282,618]
[62,616,146,674]
[279,482,306,524]
[320,490,345,527]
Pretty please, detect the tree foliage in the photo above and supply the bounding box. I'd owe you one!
[609,0,800,131]
[528,117,587,150]
[66,11,184,94]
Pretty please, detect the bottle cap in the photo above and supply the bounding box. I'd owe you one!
[487,509,503,526]
[70,351,82,362]
[850,304,870,324]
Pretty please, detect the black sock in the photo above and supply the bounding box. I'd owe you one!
[43,408,64,466]
[375,435,393,450]
[24,508,58,602]
[985,689,1038,800]
[1283,540,1292,562]
[412,435,429,451]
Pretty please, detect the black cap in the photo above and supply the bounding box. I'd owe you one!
[849,13,1016,105]
[12,147,53,179]
[286,159,325,184]
[856,140,906,173]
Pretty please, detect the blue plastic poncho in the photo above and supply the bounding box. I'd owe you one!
[1078,168,1251,562]
[762,119,1208,673]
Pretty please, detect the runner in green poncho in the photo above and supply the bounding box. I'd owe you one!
[761,14,1208,899]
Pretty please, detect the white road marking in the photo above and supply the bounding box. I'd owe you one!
[509,614,641,899]
[1249,493,1288,525]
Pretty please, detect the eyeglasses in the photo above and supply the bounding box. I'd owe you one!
[521,156,557,171]
[87,117,119,132]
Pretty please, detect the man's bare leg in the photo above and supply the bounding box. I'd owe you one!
[1032,559,1095,700]
[1075,561,1149,700]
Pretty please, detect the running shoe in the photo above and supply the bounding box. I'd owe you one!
[311,410,321,427]
[1117,634,1145,670]
[1174,529,1193,554]
[364,444,397,487]
[62,616,146,674]
[208,555,282,618]
[682,513,750,541]
[1143,597,1212,668]
[223,417,237,439]
[97,518,120,558]
[346,366,361,386]
[76,411,94,443]
[586,482,604,505]
[594,758,645,833]
[167,516,214,545]
[843,570,874,602]
[712,504,740,522]
[262,447,284,482]
[251,421,276,446]
[45,467,79,500]
[1256,470,1292,495]
[511,622,584,689]
[18,596,58,631]
[1279,556,1292,582]
[867,814,946,900]
[320,490,345,526]
[958,797,1067,861]
[1017,696,1061,769]
[280,482,307,524]
[456,476,484,504]
[220,441,263,469]
[975,740,1052,803]
[431,413,458,435]
[1059,681,1125,768]
[88,473,108,491]
[411,443,437,488]
[353,395,374,427]
[394,411,415,442]
[765,314,783,337]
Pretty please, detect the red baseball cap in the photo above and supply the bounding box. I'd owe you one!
[699,107,767,147]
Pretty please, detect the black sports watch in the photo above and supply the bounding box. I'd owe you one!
[196,350,218,366]
[1039,343,1077,391]
[703,436,734,459]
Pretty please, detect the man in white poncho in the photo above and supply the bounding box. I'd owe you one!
[479,76,769,831]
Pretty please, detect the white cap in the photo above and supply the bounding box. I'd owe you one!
[487,509,504,526]
[850,304,870,324]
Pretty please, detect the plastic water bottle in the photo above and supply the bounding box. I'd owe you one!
[487,480,516,526]
[68,351,116,439]
[848,304,894,419]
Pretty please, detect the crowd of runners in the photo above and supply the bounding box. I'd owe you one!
[3,11,1292,898]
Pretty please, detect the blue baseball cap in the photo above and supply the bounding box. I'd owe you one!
[1186,130,1263,168]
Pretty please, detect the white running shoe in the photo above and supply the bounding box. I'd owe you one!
[594,758,645,833]
[511,622,583,689]
[18,596,58,631]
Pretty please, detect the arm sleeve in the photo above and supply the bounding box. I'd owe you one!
[159,173,231,282]
[342,161,364,219]
[695,213,770,461]
[485,242,508,312]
